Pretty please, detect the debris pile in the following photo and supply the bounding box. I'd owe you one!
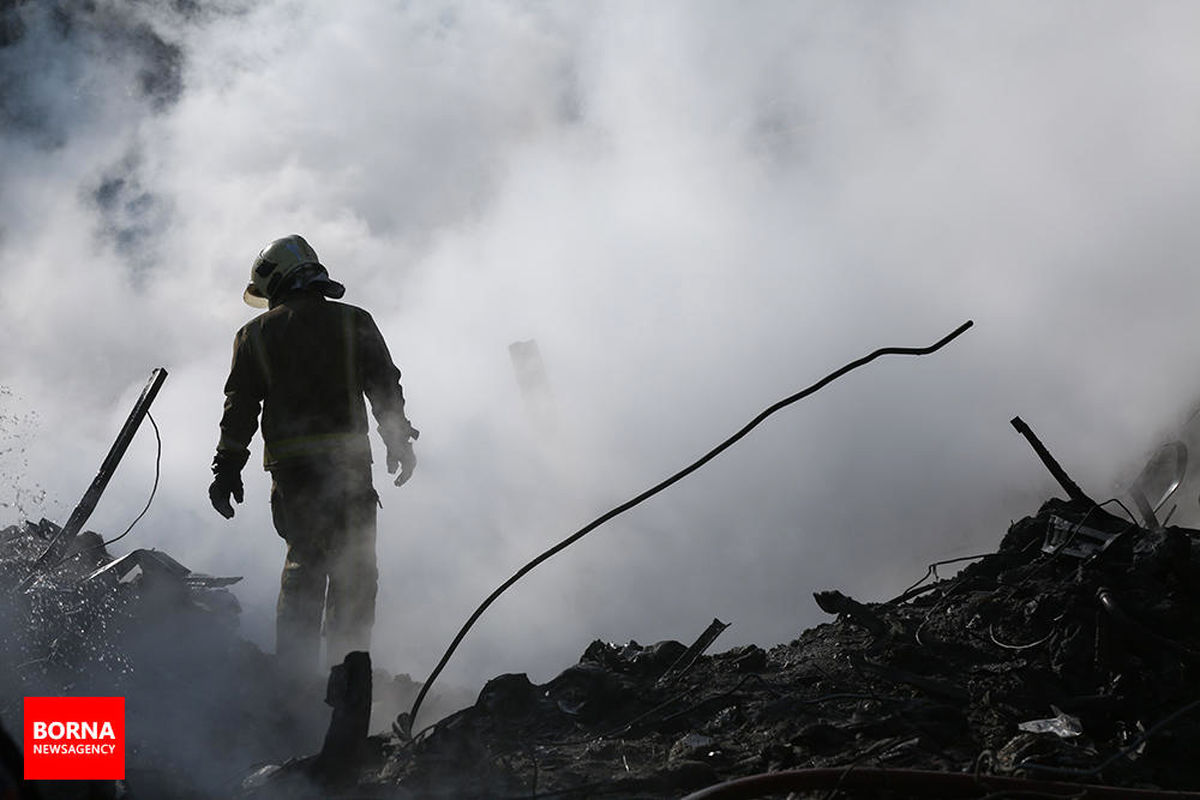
[0,514,476,800]
[0,517,331,799]
[244,497,1200,799]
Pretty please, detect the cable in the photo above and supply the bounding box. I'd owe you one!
[100,410,161,548]
[987,623,1054,651]
[678,766,1200,800]
[42,411,163,574]
[402,321,974,731]
[890,553,994,605]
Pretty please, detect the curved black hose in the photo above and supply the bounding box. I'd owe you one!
[678,766,1200,799]
[404,320,974,729]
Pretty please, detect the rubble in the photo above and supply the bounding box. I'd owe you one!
[0,513,476,800]
[237,497,1200,799]
[0,517,330,799]
[4,493,1200,797]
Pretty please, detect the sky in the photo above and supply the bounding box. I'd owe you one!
[3,0,1200,711]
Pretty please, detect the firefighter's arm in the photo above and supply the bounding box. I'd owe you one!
[358,311,418,486]
[210,327,264,517]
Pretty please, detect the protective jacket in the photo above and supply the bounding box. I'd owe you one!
[214,289,414,474]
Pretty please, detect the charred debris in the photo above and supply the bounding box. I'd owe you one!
[7,487,1200,799]
[235,417,1200,799]
[242,511,1200,798]
[3,355,1200,798]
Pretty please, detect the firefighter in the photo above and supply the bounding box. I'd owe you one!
[208,234,417,672]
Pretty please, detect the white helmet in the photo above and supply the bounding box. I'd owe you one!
[243,234,342,308]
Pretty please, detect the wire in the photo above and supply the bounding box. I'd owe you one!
[890,553,994,605]
[403,321,974,731]
[100,410,161,548]
[987,623,1054,651]
[42,411,163,574]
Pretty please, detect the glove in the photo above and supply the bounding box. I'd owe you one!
[387,439,417,488]
[209,471,244,519]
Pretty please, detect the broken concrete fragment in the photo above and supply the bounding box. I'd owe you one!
[545,663,631,721]
[669,733,720,763]
[581,638,689,679]
[474,672,537,719]
[729,644,767,673]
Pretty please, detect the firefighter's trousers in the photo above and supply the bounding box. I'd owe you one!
[269,458,378,672]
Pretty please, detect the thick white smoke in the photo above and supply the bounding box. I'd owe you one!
[4,1,1200,700]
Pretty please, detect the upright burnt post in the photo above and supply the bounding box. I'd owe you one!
[315,650,373,781]
[60,368,168,543]
[1010,416,1096,506]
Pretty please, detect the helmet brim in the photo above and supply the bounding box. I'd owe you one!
[243,283,268,308]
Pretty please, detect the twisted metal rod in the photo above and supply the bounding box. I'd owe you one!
[403,320,974,731]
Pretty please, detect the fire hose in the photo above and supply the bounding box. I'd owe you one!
[401,320,974,733]
[678,767,1200,799]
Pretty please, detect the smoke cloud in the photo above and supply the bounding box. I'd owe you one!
[4,0,1200,700]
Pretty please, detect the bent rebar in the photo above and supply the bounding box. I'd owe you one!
[402,321,974,731]
[1010,416,1096,506]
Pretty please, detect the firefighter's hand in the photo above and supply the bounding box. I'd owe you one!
[209,472,244,519]
[388,441,417,488]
